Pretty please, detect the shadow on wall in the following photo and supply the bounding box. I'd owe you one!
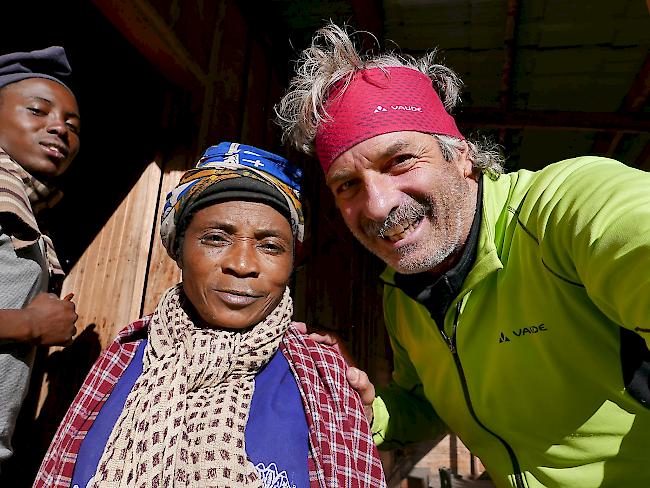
[0,324,101,485]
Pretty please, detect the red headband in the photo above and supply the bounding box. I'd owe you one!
[314,66,464,173]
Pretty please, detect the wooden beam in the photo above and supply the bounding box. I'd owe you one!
[197,1,228,152]
[604,132,624,157]
[635,141,650,170]
[92,0,206,92]
[498,0,521,144]
[622,52,650,112]
[590,52,650,154]
[202,0,249,144]
[590,133,617,155]
[499,0,521,110]
[457,108,650,133]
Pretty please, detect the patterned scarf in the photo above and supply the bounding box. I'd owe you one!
[90,284,293,488]
[0,148,64,277]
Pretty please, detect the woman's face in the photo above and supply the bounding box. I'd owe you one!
[179,200,294,330]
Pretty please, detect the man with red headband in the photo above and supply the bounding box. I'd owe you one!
[275,23,650,488]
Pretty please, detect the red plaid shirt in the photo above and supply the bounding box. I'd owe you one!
[34,318,385,488]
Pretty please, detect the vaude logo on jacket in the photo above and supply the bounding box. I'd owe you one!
[499,324,548,343]
[373,105,422,114]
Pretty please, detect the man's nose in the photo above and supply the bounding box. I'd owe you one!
[363,172,400,222]
[46,115,69,138]
[222,239,259,278]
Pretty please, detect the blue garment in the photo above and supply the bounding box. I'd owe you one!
[71,341,308,488]
[246,349,309,488]
[71,340,146,488]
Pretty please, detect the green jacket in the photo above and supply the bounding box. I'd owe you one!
[373,157,650,488]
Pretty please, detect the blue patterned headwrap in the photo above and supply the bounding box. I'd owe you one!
[161,142,304,260]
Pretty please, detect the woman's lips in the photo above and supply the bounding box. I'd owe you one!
[214,290,261,308]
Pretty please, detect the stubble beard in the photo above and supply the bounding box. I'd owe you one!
[353,178,469,275]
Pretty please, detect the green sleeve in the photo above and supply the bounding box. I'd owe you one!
[372,289,447,449]
[539,157,650,348]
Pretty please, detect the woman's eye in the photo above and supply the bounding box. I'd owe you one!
[259,241,285,253]
[202,233,229,245]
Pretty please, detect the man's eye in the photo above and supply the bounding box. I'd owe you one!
[27,107,45,116]
[66,122,81,134]
[337,179,357,194]
[392,155,416,168]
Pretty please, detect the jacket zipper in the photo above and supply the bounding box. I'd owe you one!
[438,301,526,488]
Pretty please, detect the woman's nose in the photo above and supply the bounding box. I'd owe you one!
[222,240,259,278]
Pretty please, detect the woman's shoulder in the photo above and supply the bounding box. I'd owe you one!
[283,324,349,370]
[115,314,151,342]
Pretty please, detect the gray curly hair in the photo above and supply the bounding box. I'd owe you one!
[275,22,504,178]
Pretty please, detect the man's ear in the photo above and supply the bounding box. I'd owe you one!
[457,140,477,180]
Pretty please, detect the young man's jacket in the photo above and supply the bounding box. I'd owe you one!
[0,148,52,467]
[372,156,650,488]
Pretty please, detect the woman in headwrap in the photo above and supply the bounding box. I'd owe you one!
[35,142,386,488]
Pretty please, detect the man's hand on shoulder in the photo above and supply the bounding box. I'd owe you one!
[347,366,375,425]
[0,292,78,346]
[292,321,356,366]
[292,321,376,424]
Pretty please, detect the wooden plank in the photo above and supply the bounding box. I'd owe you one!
[36,160,162,417]
[141,154,189,316]
[92,0,206,92]
[265,69,286,153]
[499,0,520,109]
[635,141,650,170]
[70,160,159,345]
[498,0,521,144]
[407,467,430,488]
[147,0,223,73]
[27,160,163,474]
[240,38,272,147]
[197,0,229,151]
[604,132,624,157]
[126,162,162,323]
[622,52,650,113]
[201,0,249,145]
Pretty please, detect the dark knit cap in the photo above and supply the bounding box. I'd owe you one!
[177,176,293,237]
[0,46,72,91]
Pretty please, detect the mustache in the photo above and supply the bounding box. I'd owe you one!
[362,199,431,238]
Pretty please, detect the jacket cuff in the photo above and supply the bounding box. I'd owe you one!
[371,395,389,446]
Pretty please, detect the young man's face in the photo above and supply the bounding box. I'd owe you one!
[0,78,80,179]
[326,131,478,275]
